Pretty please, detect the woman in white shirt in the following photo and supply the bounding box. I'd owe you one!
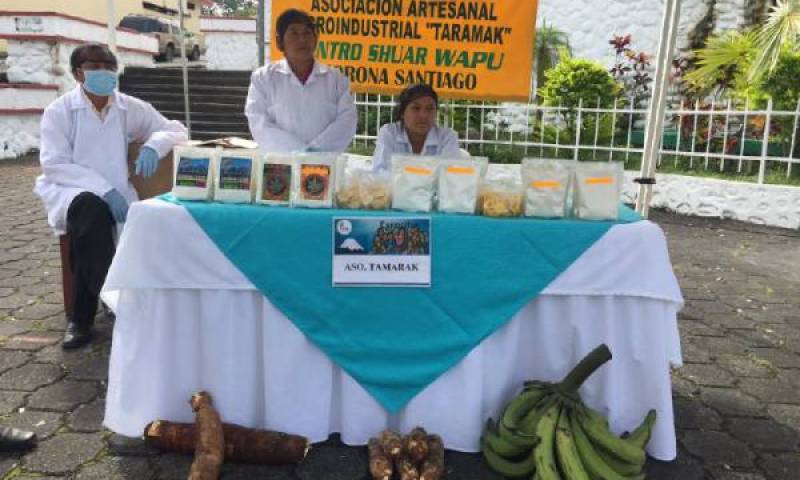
[245,9,357,153]
[372,84,462,172]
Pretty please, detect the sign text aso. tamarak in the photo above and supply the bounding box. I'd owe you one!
[270,0,539,101]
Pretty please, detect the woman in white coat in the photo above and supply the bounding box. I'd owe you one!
[245,8,357,153]
[372,84,463,173]
[34,43,187,349]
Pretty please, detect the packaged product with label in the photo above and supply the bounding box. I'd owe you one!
[335,156,391,210]
[478,165,524,218]
[437,157,488,214]
[573,161,624,220]
[521,158,574,218]
[292,153,337,208]
[256,153,293,206]
[171,146,217,201]
[391,155,438,213]
[214,149,256,203]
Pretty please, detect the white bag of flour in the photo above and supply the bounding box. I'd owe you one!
[214,149,256,203]
[391,155,438,213]
[255,153,293,206]
[573,161,624,220]
[521,158,574,218]
[292,153,337,208]
[172,146,217,201]
[437,157,488,214]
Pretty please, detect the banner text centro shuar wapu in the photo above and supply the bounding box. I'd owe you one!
[271,0,539,102]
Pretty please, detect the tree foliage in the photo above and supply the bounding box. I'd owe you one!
[749,0,800,81]
[684,30,757,99]
[203,0,257,16]
[538,53,620,110]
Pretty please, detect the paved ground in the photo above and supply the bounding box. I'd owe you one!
[0,155,798,479]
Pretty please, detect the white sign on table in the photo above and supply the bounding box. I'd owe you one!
[332,217,431,287]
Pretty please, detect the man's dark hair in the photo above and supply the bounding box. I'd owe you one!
[275,9,316,49]
[70,43,118,74]
[393,84,439,123]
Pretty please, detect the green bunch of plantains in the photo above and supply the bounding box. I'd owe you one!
[481,344,657,479]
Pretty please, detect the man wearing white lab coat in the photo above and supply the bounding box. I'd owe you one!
[34,43,187,349]
[245,9,356,153]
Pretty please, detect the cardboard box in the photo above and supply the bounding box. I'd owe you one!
[127,143,174,200]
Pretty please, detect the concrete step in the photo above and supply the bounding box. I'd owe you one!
[122,67,252,86]
[122,90,247,105]
[160,110,248,122]
[165,116,249,130]
[148,99,245,113]
[119,83,249,96]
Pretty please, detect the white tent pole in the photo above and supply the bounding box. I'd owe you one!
[636,0,681,217]
[178,0,192,139]
[257,0,266,66]
[106,0,117,55]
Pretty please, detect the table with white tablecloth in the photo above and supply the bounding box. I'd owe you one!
[101,199,683,461]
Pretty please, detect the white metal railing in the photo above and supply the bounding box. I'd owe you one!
[353,94,800,184]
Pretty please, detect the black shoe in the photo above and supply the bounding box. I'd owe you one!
[62,322,93,349]
[0,426,37,452]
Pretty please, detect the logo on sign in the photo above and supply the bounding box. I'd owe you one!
[336,219,353,235]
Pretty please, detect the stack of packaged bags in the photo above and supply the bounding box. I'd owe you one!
[170,146,625,221]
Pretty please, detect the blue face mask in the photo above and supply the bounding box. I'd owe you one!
[82,69,118,96]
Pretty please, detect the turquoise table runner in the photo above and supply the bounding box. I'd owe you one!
[161,194,640,412]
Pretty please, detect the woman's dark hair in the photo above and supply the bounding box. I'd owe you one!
[393,84,438,122]
[275,9,316,48]
[70,43,118,74]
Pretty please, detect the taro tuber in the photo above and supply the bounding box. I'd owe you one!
[378,430,403,459]
[368,437,393,480]
[144,421,310,465]
[395,451,420,480]
[419,434,445,480]
[187,392,224,480]
[404,427,429,464]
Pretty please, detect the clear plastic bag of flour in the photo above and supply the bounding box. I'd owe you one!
[437,157,488,214]
[214,149,257,203]
[478,165,524,218]
[172,146,217,201]
[335,157,391,210]
[391,155,438,213]
[255,153,293,206]
[573,161,624,220]
[521,158,575,218]
[291,153,337,208]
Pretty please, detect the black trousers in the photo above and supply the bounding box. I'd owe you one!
[66,192,115,328]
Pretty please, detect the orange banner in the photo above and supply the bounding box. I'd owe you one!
[270,0,538,101]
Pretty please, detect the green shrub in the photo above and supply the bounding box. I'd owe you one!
[762,50,800,110]
[538,56,621,111]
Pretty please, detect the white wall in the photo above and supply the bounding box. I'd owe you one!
[204,32,261,71]
[1,12,156,92]
[505,0,752,65]
[5,41,153,93]
[0,13,158,53]
[536,0,747,66]
[201,17,258,33]
[0,115,40,160]
[622,172,800,229]
[201,16,263,71]
[0,86,57,109]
